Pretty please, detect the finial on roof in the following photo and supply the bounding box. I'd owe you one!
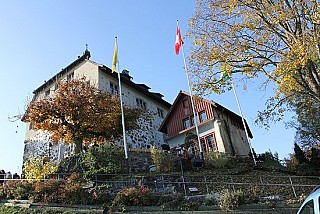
[83,44,91,59]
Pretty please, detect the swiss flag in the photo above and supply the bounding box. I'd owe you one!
[175,25,184,55]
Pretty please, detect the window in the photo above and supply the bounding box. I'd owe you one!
[183,118,191,129]
[110,82,119,95]
[200,134,217,152]
[182,99,189,108]
[45,89,50,96]
[67,72,74,81]
[205,135,216,152]
[157,108,164,118]
[199,111,207,123]
[190,115,197,126]
[136,98,147,110]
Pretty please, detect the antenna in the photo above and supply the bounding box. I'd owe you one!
[8,114,23,122]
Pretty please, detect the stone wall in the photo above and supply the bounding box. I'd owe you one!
[128,149,154,173]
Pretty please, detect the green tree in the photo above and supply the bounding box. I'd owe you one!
[294,143,307,164]
[23,78,142,154]
[188,0,320,124]
[290,99,320,148]
[81,144,125,178]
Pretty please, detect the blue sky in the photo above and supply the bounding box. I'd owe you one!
[0,1,295,173]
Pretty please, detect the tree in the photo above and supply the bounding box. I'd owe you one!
[188,0,320,124]
[23,78,142,154]
[290,99,320,148]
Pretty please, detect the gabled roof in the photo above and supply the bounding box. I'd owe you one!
[98,65,171,109]
[33,49,91,94]
[158,91,253,138]
[32,49,171,109]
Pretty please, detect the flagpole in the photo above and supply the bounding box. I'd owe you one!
[113,37,129,161]
[230,80,257,166]
[177,20,203,159]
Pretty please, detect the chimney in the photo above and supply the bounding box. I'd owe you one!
[121,69,132,81]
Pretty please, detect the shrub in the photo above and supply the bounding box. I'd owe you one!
[81,144,125,179]
[11,181,34,200]
[219,189,240,210]
[57,154,85,174]
[204,193,219,206]
[23,156,58,179]
[256,150,282,169]
[151,148,177,173]
[110,187,157,207]
[32,179,63,203]
[1,180,35,200]
[177,200,202,211]
[204,152,234,169]
[159,193,184,210]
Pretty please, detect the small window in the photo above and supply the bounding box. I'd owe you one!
[110,82,119,95]
[183,118,191,129]
[182,99,189,108]
[199,111,207,123]
[157,108,164,118]
[45,89,50,96]
[190,115,195,126]
[67,72,74,81]
[136,98,147,110]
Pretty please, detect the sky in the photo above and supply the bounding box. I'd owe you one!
[0,1,296,173]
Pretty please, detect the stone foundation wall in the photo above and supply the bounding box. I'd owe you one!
[128,149,154,173]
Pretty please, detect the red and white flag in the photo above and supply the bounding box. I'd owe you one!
[175,25,184,55]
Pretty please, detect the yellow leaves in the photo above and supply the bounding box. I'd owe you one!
[23,157,57,179]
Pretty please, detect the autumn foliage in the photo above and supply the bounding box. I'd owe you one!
[23,78,142,153]
[188,0,320,124]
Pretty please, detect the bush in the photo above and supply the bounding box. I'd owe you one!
[11,181,34,200]
[110,187,157,207]
[204,193,218,206]
[151,149,177,173]
[204,152,234,169]
[81,144,125,178]
[1,180,34,200]
[219,189,241,210]
[32,179,63,203]
[177,200,202,211]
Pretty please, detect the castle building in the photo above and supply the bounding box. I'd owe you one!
[23,48,171,163]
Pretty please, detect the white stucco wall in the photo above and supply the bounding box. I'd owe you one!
[23,60,169,164]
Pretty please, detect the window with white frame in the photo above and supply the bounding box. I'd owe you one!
[199,111,207,123]
[200,134,217,152]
